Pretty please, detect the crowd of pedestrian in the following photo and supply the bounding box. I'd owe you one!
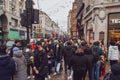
[0,38,120,80]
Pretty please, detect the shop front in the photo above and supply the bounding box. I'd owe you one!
[9,29,19,39]
[108,13,120,42]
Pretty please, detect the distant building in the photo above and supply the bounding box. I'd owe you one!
[70,1,77,38]
[33,10,60,39]
[67,10,72,38]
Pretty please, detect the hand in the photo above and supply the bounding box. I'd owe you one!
[35,70,39,74]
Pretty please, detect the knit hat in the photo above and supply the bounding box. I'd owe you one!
[13,47,19,53]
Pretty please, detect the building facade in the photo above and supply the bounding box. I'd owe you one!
[76,0,120,46]
[0,0,26,40]
[33,11,60,39]
[70,1,77,38]
[67,10,72,38]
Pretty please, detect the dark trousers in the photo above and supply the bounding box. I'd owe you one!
[35,75,45,80]
[110,60,118,67]
[48,63,52,75]
[73,70,85,80]
[27,64,34,76]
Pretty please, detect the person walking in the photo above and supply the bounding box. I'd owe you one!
[45,44,54,79]
[91,41,104,80]
[13,47,27,80]
[0,45,16,80]
[108,41,120,67]
[10,40,21,57]
[33,41,48,80]
[84,47,94,80]
[23,44,34,79]
[68,47,88,80]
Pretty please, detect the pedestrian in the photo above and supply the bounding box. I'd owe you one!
[13,47,27,80]
[0,45,16,80]
[33,41,48,80]
[9,39,21,57]
[23,44,34,79]
[53,40,62,75]
[62,41,74,73]
[91,41,104,80]
[84,47,94,80]
[68,47,88,80]
[45,44,54,79]
[108,41,119,67]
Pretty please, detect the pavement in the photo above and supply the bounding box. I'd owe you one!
[29,62,110,80]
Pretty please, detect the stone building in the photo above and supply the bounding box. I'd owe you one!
[0,0,26,40]
[67,10,72,38]
[76,0,120,46]
[33,10,60,39]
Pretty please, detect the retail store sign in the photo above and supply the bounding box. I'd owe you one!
[111,19,120,23]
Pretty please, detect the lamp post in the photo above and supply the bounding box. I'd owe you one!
[25,0,33,44]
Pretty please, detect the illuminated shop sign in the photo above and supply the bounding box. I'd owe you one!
[111,19,120,23]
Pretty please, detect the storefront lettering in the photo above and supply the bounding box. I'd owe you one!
[111,19,120,23]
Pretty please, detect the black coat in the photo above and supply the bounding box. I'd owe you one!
[0,55,16,80]
[63,45,74,65]
[69,54,88,72]
[110,63,120,80]
[34,49,48,76]
[69,54,88,80]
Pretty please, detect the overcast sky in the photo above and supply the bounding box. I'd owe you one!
[33,0,74,32]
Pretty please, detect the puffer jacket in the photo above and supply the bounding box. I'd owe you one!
[108,45,119,60]
[13,51,27,80]
[0,55,16,80]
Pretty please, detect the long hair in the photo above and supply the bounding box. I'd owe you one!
[75,47,84,55]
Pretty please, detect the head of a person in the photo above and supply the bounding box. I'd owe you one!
[0,45,7,55]
[75,47,84,55]
[84,47,92,55]
[15,39,21,47]
[93,41,100,46]
[110,41,116,46]
[45,44,51,51]
[67,41,72,46]
[36,41,42,49]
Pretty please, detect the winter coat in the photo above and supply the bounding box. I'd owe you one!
[108,45,119,60]
[110,63,120,80]
[0,55,16,80]
[23,48,33,64]
[46,49,54,64]
[53,44,62,62]
[34,49,48,76]
[92,45,104,61]
[13,51,27,80]
[63,45,74,65]
[69,54,88,72]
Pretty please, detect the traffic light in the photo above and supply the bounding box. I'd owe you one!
[20,10,27,27]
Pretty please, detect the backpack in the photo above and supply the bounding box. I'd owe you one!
[92,47,99,63]
[103,72,111,80]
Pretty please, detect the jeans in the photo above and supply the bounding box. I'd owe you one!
[54,60,59,73]
[48,63,52,75]
[91,61,100,80]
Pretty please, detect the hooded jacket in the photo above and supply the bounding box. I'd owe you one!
[108,45,119,60]
[110,63,120,80]
[0,55,16,80]
[13,51,27,80]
